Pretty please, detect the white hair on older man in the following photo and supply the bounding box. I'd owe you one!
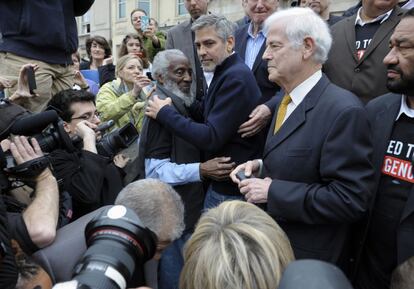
[264,7,332,64]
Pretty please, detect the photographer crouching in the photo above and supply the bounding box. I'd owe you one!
[46,89,128,221]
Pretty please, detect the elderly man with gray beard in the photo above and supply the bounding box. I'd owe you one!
[138,49,234,289]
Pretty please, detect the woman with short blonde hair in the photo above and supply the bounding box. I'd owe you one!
[180,201,295,289]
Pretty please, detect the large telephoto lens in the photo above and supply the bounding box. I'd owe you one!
[73,206,157,289]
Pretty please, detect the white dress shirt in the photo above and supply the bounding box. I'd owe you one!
[281,70,322,125]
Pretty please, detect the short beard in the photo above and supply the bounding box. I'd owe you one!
[163,79,195,107]
[386,72,414,96]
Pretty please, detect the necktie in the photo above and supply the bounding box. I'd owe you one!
[274,94,292,134]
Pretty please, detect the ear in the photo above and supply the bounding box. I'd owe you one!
[63,121,71,134]
[226,36,235,53]
[302,36,316,61]
[156,73,165,85]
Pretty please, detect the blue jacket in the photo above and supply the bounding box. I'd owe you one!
[156,53,262,195]
[0,0,94,65]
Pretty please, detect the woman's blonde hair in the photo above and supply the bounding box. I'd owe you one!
[115,54,144,78]
[180,201,295,289]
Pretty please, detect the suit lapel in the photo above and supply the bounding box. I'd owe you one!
[359,7,403,63]
[235,25,249,61]
[344,16,359,63]
[263,76,330,158]
[252,42,266,73]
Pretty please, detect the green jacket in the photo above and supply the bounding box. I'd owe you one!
[96,79,146,132]
[143,31,166,62]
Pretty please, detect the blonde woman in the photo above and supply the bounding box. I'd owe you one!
[180,201,295,289]
[96,54,152,131]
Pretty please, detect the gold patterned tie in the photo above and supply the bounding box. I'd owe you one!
[274,94,292,134]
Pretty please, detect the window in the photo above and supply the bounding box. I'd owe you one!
[137,0,150,15]
[177,0,187,16]
[118,0,126,19]
[81,12,90,34]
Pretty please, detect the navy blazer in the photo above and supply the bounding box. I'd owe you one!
[235,24,279,104]
[263,74,375,264]
[156,53,262,195]
[365,93,414,266]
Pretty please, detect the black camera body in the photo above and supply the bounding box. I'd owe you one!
[73,205,157,289]
[96,123,138,158]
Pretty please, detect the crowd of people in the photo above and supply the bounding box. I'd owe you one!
[1,0,414,289]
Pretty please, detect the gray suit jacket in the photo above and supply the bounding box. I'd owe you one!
[166,20,199,98]
[323,6,405,103]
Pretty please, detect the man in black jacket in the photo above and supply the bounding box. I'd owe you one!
[355,9,414,289]
[47,89,125,221]
[0,0,94,112]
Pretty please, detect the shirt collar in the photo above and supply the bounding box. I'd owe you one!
[247,22,265,39]
[289,70,322,106]
[355,7,393,26]
[396,95,414,120]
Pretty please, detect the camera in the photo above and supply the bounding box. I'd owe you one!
[0,110,76,178]
[96,123,138,158]
[72,205,157,289]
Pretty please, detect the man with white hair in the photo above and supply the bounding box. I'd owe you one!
[231,8,374,266]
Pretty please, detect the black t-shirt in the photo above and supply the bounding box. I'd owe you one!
[355,21,381,60]
[363,114,414,289]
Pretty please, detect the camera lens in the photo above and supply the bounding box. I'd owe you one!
[73,206,157,289]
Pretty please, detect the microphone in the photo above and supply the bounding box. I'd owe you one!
[10,110,59,135]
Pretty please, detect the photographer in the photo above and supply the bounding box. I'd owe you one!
[0,134,59,289]
[47,89,126,220]
[33,179,185,288]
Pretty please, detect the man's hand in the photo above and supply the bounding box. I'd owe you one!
[200,157,236,181]
[113,153,130,168]
[75,121,97,140]
[76,121,98,153]
[145,95,172,119]
[132,75,152,97]
[230,159,261,185]
[239,177,272,203]
[9,136,43,165]
[238,104,272,138]
[8,64,39,102]
[0,76,14,90]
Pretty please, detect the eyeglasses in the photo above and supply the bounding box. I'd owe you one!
[71,111,100,121]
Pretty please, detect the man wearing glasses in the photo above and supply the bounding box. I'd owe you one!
[46,89,126,221]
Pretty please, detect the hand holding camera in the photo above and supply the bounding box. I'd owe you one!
[132,75,152,99]
[9,64,39,102]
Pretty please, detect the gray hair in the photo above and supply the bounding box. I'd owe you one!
[264,7,332,64]
[115,179,185,241]
[191,14,237,42]
[152,49,187,81]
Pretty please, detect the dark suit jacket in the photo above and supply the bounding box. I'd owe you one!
[263,74,374,264]
[365,93,414,265]
[156,53,262,195]
[235,24,279,105]
[166,20,202,98]
[324,6,405,103]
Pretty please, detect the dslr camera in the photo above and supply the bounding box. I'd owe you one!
[72,205,157,289]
